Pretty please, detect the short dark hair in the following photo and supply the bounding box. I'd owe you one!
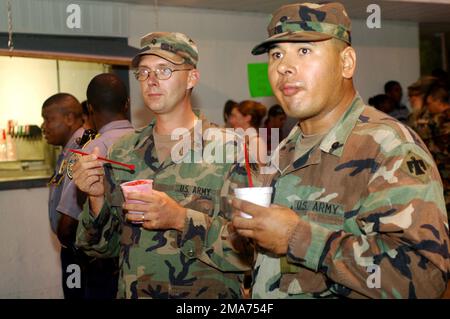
[42,93,82,118]
[87,73,128,114]
[368,94,390,108]
[428,83,449,104]
[223,99,237,122]
[407,76,438,97]
[384,80,401,94]
[81,100,89,116]
[268,104,285,118]
[236,100,267,128]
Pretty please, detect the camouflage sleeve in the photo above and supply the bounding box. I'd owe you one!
[286,142,450,298]
[75,160,123,258]
[178,163,254,272]
[75,199,121,258]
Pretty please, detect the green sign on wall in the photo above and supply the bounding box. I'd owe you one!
[247,63,274,97]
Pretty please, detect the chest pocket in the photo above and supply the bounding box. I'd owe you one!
[291,199,344,231]
[156,183,220,217]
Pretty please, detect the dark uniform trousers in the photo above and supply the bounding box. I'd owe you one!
[61,244,119,299]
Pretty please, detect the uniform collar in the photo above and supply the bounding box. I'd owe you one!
[98,120,133,135]
[271,94,365,173]
[62,127,84,155]
[318,94,365,157]
[132,110,214,164]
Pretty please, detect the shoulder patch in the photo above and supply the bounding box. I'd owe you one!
[400,151,431,183]
[66,153,80,180]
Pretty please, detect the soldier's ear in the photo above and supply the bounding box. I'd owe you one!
[187,69,200,90]
[87,103,94,115]
[341,46,356,79]
[124,98,130,114]
[64,111,76,126]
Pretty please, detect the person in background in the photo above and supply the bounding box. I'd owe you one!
[81,100,95,131]
[223,99,237,128]
[263,104,287,152]
[228,100,268,165]
[41,93,84,299]
[423,83,450,213]
[228,99,269,297]
[407,76,438,133]
[76,100,97,149]
[368,94,394,114]
[384,80,410,123]
[229,100,267,131]
[232,2,449,299]
[72,32,251,299]
[57,73,134,298]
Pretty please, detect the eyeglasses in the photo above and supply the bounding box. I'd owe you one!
[134,66,193,81]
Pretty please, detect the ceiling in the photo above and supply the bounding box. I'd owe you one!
[86,0,450,23]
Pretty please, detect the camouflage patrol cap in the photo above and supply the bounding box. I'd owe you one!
[407,76,438,96]
[252,2,351,55]
[132,32,198,67]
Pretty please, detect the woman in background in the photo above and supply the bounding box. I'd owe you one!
[228,100,267,166]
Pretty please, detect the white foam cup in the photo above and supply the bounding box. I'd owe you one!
[234,187,273,218]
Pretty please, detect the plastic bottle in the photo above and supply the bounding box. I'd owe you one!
[6,127,17,161]
[0,129,7,161]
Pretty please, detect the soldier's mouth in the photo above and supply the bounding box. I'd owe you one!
[147,93,163,98]
[280,84,304,96]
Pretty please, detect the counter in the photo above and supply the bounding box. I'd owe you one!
[0,137,58,191]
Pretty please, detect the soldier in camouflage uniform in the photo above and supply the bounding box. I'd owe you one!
[423,84,450,214]
[406,76,438,133]
[232,2,450,298]
[72,32,251,298]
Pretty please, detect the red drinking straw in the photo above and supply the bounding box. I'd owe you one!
[243,142,253,187]
[69,149,135,171]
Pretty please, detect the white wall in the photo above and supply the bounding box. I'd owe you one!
[352,19,420,106]
[0,0,129,37]
[0,187,63,298]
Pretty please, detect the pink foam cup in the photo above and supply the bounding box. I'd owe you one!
[120,179,153,224]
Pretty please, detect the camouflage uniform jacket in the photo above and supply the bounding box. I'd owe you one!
[76,115,251,299]
[412,110,434,145]
[253,95,449,299]
[416,109,450,212]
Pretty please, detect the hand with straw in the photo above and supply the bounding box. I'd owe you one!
[72,146,106,216]
[231,139,300,254]
[69,149,135,171]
